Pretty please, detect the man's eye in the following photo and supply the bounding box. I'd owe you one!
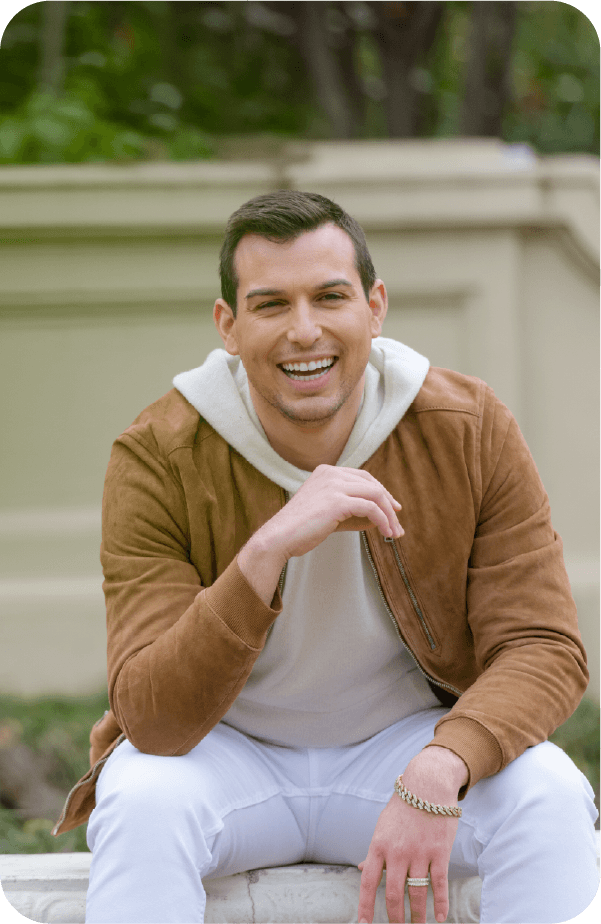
[320,292,344,302]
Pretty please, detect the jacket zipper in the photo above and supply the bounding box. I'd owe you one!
[276,489,290,599]
[384,536,437,651]
[361,531,461,698]
[278,561,287,595]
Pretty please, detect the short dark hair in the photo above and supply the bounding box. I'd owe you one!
[219,190,376,315]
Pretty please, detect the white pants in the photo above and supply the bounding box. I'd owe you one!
[85,707,598,923]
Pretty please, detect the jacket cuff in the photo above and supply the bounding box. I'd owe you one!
[424,716,504,798]
[203,556,283,649]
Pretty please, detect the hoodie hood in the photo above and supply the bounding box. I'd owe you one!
[173,336,429,494]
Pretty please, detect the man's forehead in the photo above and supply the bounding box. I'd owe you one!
[233,224,357,279]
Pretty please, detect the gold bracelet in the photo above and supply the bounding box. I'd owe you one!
[394,774,462,817]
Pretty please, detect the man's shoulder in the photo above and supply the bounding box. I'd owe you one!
[410,366,488,417]
[117,388,221,459]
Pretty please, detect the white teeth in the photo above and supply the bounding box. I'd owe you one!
[281,358,335,372]
[286,370,328,381]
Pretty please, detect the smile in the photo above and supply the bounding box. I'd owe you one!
[280,357,337,381]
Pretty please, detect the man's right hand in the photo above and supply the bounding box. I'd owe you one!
[237,464,403,606]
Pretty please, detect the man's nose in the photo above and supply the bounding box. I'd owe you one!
[286,302,322,345]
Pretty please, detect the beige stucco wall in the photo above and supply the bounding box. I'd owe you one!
[0,139,598,701]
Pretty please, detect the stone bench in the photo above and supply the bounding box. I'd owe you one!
[1,854,482,924]
[1,837,599,923]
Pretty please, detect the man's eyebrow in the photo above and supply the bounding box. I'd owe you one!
[245,279,354,300]
[317,278,354,289]
[245,287,285,300]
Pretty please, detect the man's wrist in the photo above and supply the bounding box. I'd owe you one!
[401,745,468,802]
[237,529,288,608]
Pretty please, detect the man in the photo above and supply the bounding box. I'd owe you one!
[54,191,597,924]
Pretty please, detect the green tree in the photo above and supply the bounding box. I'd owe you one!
[0,2,598,163]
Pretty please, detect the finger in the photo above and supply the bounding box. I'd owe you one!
[340,496,400,539]
[385,864,409,924]
[336,468,403,511]
[354,477,403,532]
[376,494,403,537]
[429,859,449,923]
[336,479,404,537]
[309,467,403,537]
[406,870,430,924]
[357,855,384,924]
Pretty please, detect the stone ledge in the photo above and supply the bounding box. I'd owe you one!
[0,853,481,924]
[1,834,599,924]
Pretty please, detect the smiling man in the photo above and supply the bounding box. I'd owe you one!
[215,223,384,466]
[56,192,597,924]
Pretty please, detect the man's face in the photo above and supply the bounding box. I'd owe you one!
[214,223,387,430]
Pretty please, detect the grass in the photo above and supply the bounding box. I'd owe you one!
[0,691,109,853]
[0,692,598,853]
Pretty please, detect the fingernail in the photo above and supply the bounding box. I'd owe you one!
[359,919,369,923]
[436,915,446,922]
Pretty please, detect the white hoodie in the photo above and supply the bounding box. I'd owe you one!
[173,337,440,747]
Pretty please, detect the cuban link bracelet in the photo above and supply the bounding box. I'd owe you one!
[394,774,462,817]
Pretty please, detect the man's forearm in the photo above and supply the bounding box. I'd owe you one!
[237,529,288,607]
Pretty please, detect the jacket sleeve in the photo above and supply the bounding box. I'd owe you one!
[101,431,282,756]
[428,388,588,791]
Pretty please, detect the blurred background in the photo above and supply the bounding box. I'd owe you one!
[0,0,599,158]
[0,1,599,853]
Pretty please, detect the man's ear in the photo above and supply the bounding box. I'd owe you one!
[369,280,388,338]
[213,299,239,355]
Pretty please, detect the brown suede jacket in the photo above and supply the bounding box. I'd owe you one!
[53,367,587,835]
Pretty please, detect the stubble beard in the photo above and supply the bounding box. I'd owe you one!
[253,374,358,428]
[273,391,349,426]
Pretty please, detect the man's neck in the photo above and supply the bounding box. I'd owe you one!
[262,420,351,471]
[250,387,364,471]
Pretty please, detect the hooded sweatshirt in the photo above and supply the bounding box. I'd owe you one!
[173,337,440,747]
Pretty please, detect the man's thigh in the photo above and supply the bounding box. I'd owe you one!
[90,722,310,878]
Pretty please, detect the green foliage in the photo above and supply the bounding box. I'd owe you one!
[0,691,108,853]
[0,82,212,164]
[0,0,304,164]
[505,1,600,154]
[0,807,88,853]
[0,1,598,164]
[0,1,215,163]
[549,696,600,802]
[0,87,148,163]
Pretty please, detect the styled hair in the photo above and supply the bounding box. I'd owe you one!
[219,190,376,315]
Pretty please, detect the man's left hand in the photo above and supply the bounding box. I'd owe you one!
[357,746,468,924]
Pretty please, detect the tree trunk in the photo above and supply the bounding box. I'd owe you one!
[460,1,517,137]
[369,1,443,138]
[38,1,70,96]
[332,2,366,137]
[291,1,357,138]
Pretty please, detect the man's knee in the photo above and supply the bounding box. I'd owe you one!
[95,744,217,827]
[477,740,597,827]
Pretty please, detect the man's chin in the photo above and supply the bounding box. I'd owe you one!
[276,396,345,426]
